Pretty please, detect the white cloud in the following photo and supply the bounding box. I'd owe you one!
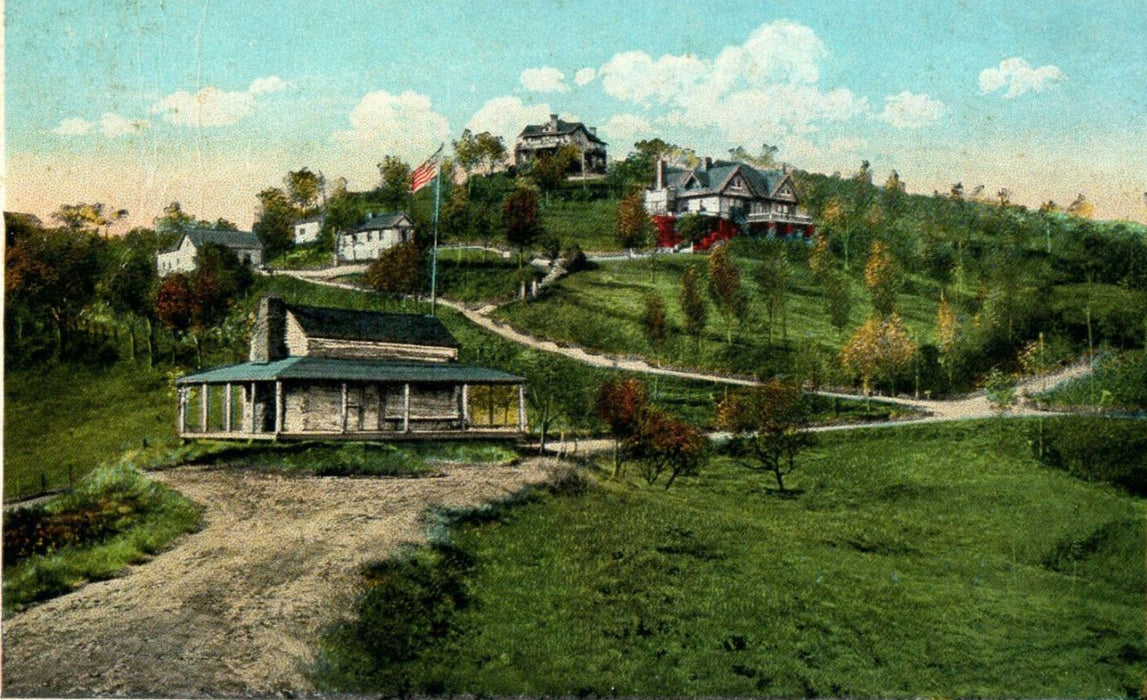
[878,91,945,128]
[710,20,827,91]
[574,67,597,86]
[600,50,709,105]
[248,75,291,95]
[520,66,569,93]
[150,86,256,127]
[53,117,94,136]
[979,57,1064,98]
[52,113,150,138]
[335,90,451,159]
[466,95,552,145]
[600,113,653,147]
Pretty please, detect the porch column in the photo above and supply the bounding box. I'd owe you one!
[249,382,257,434]
[403,383,411,433]
[178,387,187,435]
[201,383,209,434]
[224,382,233,432]
[461,384,470,428]
[518,385,527,432]
[341,382,349,434]
[275,380,283,436]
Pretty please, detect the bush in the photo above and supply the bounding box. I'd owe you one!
[1033,417,1147,495]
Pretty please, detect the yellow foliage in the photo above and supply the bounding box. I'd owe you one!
[840,313,917,394]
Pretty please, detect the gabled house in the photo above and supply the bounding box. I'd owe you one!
[157,229,263,276]
[174,296,527,440]
[336,212,413,264]
[292,216,323,245]
[514,114,608,176]
[644,158,813,240]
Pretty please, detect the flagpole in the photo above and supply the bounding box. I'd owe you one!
[430,145,443,314]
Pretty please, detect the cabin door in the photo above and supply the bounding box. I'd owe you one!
[347,386,365,431]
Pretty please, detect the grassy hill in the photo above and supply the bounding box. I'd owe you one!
[314,419,1145,697]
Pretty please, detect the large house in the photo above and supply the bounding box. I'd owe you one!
[174,296,527,439]
[157,229,264,276]
[336,212,413,264]
[644,158,814,239]
[514,114,608,176]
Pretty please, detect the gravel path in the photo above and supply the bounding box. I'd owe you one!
[2,459,560,697]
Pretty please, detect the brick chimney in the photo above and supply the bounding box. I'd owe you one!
[703,156,713,170]
[656,158,667,190]
[250,295,288,363]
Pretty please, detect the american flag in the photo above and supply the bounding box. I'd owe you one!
[410,147,442,193]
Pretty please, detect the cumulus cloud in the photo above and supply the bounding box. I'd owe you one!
[466,95,552,145]
[150,75,291,127]
[597,20,869,145]
[574,67,597,86]
[520,66,569,93]
[878,91,945,128]
[53,113,150,138]
[335,90,451,158]
[600,113,653,147]
[979,58,1064,98]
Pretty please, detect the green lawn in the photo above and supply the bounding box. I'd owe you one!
[494,248,949,378]
[541,199,624,251]
[1036,349,1147,410]
[315,419,1145,697]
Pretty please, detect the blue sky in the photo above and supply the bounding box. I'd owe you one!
[6,0,1146,227]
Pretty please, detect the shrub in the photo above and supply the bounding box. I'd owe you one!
[1033,417,1147,495]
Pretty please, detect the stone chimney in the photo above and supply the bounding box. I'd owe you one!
[656,158,667,190]
[589,126,597,136]
[703,156,713,170]
[250,295,288,363]
[548,114,559,130]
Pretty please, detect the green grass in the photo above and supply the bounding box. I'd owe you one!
[3,460,202,613]
[4,363,177,501]
[313,419,1145,697]
[1037,349,1147,411]
[434,248,521,302]
[269,245,335,270]
[540,199,624,251]
[494,246,949,378]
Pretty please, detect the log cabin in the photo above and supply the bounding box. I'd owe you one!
[174,296,527,440]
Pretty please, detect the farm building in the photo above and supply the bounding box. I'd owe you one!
[336,212,413,264]
[156,229,264,276]
[175,296,527,440]
[514,114,608,176]
[645,158,814,247]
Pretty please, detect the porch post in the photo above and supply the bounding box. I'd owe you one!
[275,380,283,436]
[249,382,257,434]
[201,383,209,434]
[518,385,526,432]
[178,387,187,435]
[341,382,349,434]
[488,386,495,426]
[224,382,233,432]
[403,383,411,433]
[461,384,470,429]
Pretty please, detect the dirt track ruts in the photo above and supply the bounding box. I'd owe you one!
[2,459,560,697]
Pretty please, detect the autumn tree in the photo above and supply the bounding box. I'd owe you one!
[935,293,960,391]
[840,313,918,399]
[630,407,708,489]
[707,246,747,345]
[716,379,816,494]
[502,185,542,261]
[51,202,128,236]
[641,292,671,364]
[364,242,425,308]
[864,240,899,318]
[616,190,654,251]
[1066,193,1094,219]
[597,378,648,477]
[679,265,708,351]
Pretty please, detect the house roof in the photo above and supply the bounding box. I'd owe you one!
[286,303,460,348]
[345,212,412,233]
[663,161,788,199]
[177,228,262,252]
[519,118,607,145]
[176,356,523,385]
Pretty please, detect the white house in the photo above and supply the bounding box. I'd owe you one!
[336,212,414,264]
[292,216,322,245]
[157,229,264,277]
[514,114,608,176]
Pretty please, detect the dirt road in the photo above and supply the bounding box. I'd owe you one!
[2,459,560,697]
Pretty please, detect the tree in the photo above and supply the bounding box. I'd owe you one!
[364,242,425,308]
[716,380,816,494]
[679,266,708,351]
[754,245,789,342]
[640,292,671,363]
[822,270,853,342]
[707,246,747,344]
[728,143,778,169]
[630,407,707,489]
[475,132,507,174]
[253,187,295,260]
[1066,193,1094,219]
[615,190,654,251]
[100,234,158,362]
[531,144,580,205]
[839,312,917,399]
[674,213,718,245]
[935,293,960,391]
[502,185,542,261]
[453,129,481,186]
[377,156,413,210]
[51,202,127,236]
[597,378,648,477]
[285,167,324,212]
[982,367,1017,438]
[154,201,198,243]
[864,240,899,318]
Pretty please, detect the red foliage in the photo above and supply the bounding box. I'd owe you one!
[154,273,195,334]
[597,378,648,440]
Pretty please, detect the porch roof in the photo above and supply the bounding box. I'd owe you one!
[176,356,525,386]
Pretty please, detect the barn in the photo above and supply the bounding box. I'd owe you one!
[175,296,527,440]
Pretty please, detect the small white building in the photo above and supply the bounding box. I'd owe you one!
[157,229,264,277]
[336,212,414,264]
[292,217,322,245]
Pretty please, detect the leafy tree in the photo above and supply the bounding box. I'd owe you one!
[753,245,789,342]
[254,187,295,260]
[641,292,671,363]
[453,130,481,186]
[728,143,779,169]
[364,242,425,308]
[716,379,816,494]
[502,185,542,261]
[51,202,127,236]
[808,234,835,282]
[522,353,587,454]
[475,132,507,174]
[679,266,708,351]
[531,144,580,205]
[864,240,899,318]
[615,190,654,251]
[840,312,917,398]
[285,167,324,212]
[982,367,1017,438]
[822,270,853,342]
[708,246,747,344]
[99,234,158,362]
[674,213,718,244]
[153,201,198,243]
[631,407,708,489]
[597,378,648,477]
[935,293,960,391]
[377,156,413,210]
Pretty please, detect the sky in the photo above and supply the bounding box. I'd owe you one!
[4,0,1146,230]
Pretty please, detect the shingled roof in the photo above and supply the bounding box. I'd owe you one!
[519,117,607,145]
[664,161,787,198]
[286,303,460,348]
[177,356,521,385]
[346,212,412,233]
[176,228,262,252]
